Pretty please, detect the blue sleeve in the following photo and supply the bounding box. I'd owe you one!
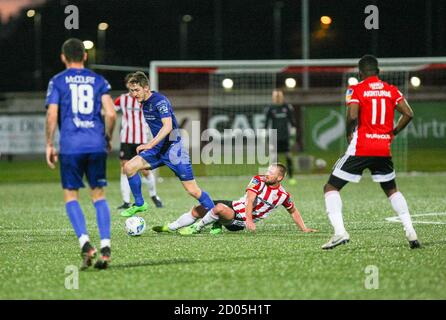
[45,79,60,107]
[155,99,172,119]
[98,77,112,96]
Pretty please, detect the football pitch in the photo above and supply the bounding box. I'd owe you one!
[1,171,445,299]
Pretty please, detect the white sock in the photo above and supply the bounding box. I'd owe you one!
[100,239,111,249]
[78,234,90,249]
[168,211,197,231]
[120,173,131,203]
[389,191,416,237]
[196,209,219,230]
[325,191,347,235]
[141,173,157,197]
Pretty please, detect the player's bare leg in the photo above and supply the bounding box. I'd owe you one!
[381,182,420,249]
[121,155,150,217]
[321,181,350,250]
[63,189,97,270]
[118,160,131,209]
[140,168,163,208]
[197,202,235,228]
[181,179,203,199]
[181,179,215,214]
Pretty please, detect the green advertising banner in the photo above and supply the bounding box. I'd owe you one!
[401,102,446,148]
[303,105,344,152]
[303,101,446,171]
[303,102,446,152]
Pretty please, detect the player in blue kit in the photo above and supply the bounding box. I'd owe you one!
[120,72,216,222]
[45,38,117,270]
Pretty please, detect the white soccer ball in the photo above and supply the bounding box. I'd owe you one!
[125,216,146,236]
[315,158,327,169]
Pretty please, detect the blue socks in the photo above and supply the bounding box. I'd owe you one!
[198,190,215,211]
[128,174,144,206]
[66,199,111,249]
[65,200,88,239]
[94,199,111,242]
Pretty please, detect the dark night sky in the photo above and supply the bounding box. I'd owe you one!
[0,0,445,92]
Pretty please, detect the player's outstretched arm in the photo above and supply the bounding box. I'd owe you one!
[288,207,317,233]
[137,117,173,153]
[45,104,59,169]
[244,190,257,232]
[393,99,414,136]
[102,94,117,151]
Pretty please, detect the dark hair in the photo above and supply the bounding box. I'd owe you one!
[124,73,134,83]
[272,163,287,177]
[358,54,379,76]
[61,38,85,62]
[127,71,150,88]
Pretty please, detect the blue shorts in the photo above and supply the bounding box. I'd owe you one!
[139,142,194,181]
[59,152,108,189]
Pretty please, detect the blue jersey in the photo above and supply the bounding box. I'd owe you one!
[45,68,111,154]
[141,92,180,153]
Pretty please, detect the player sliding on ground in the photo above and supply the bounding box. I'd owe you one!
[153,163,317,235]
[322,55,420,250]
[120,72,215,218]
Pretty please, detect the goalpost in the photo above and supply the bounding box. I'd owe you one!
[147,57,446,176]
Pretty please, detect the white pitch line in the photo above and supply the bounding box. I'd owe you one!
[385,212,446,225]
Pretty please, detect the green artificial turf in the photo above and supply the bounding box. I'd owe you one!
[1,172,445,299]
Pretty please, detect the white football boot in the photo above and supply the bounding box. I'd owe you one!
[321,232,350,250]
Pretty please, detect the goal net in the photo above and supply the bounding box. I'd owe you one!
[145,58,446,176]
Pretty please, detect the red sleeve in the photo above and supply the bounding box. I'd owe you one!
[392,85,404,105]
[246,176,263,194]
[346,86,360,105]
[114,96,121,111]
[282,193,295,210]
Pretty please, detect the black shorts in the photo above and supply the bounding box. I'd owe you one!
[213,200,245,232]
[119,143,141,160]
[276,140,290,153]
[331,155,395,183]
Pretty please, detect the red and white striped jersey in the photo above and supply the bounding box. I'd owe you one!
[231,175,295,222]
[114,94,149,144]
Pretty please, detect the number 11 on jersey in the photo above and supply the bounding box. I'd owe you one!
[371,98,386,125]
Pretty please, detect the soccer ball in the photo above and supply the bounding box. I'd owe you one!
[315,158,327,170]
[125,216,146,236]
